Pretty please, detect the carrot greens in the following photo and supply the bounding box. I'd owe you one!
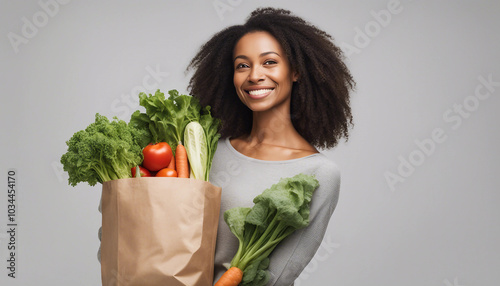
[219,173,319,286]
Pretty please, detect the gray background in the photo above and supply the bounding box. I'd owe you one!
[1,0,499,285]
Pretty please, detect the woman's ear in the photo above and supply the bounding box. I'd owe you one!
[293,71,299,82]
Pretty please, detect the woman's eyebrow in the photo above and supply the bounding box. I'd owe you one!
[233,51,281,63]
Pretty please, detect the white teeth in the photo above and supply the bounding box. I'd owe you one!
[248,89,273,96]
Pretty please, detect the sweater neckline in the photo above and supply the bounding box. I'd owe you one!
[224,137,322,164]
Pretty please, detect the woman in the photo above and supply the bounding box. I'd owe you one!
[187,7,355,286]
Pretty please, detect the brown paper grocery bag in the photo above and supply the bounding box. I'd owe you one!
[100,177,221,286]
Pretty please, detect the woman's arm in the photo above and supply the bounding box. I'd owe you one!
[266,163,341,286]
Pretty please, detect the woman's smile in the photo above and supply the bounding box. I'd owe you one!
[245,87,275,99]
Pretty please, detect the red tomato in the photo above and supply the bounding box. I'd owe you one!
[142,142,173,171]
[130,166,151,177]
[155,168,178,177]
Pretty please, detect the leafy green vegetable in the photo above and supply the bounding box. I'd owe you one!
[129,89,220,180]
[224,173,320,285]
[129,89,218,152]
[199,105,221,180]
[60,113,148,186]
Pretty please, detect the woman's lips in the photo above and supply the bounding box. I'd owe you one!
[245,88,274,99]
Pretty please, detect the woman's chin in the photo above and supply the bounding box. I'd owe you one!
[249,105,286,113]
[245,96,291,113]
[245,101,273,112]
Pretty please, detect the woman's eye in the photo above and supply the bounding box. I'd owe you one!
[264,60,277,65]
[235,63,249,69]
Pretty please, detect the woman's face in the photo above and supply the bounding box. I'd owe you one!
[233,31,298,113]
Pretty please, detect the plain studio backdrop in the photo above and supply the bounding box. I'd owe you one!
[1,0,499,285]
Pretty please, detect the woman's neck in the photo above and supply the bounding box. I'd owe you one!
[230,104,318,160]
[233,105,318,157]
[250,107,296,142]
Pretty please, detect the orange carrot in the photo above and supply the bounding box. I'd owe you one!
[215,267,243,286]
[167,154,176,170]
[175,142,189,178]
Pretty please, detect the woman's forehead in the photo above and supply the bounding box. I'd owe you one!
[233,31,285,59]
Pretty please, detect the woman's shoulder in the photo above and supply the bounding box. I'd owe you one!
[310,154,341,183]
[313,153,340,170]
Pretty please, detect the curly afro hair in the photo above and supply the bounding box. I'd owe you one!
[187,7,355,149]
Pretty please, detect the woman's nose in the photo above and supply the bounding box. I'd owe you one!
[248,67,265,82]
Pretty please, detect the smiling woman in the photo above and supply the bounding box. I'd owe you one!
[187,7,355,285]
[188,7,354,150]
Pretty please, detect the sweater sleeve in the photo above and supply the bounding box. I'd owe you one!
[265,162,341,286]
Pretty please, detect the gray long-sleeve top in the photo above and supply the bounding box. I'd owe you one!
[210,138,341,286]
